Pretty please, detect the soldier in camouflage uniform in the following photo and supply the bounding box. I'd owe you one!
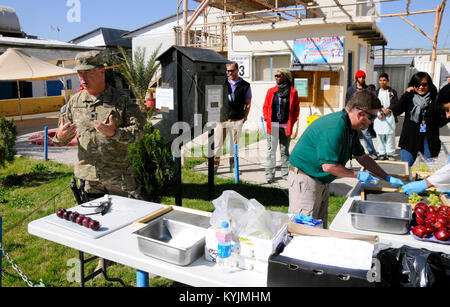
[53,50,146,199]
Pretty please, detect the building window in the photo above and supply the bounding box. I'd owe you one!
[254,55,291,81]
[66,79,72,90]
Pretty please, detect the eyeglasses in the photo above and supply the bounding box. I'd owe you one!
[418,82,429,88]
[274,74,283,78]
[356,107,377,121]
[226,69,236,73]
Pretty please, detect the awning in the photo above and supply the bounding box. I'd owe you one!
[0,48,77,81]
[346,24,388,46]
[290,65,342,72]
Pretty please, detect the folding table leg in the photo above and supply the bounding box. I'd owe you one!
[136,270,149,287]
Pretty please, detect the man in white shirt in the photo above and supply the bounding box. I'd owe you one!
[374,73,398,161]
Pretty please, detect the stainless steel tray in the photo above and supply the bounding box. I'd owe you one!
[348,200,412,234]
[134,218,206,266]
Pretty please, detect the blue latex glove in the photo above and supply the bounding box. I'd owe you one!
[402,180,428,196]
[357,171,379,185]
[440,190,450,197]
[386,175,404,188]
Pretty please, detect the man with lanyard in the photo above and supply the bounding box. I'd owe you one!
[214,61,252,172]
[346,70,378,160]
[288,90,404,228]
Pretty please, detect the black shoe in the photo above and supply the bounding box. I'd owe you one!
[380,154,387,161]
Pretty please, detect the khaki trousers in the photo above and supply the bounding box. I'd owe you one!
[213,119,244,169]
[288,168,329,228]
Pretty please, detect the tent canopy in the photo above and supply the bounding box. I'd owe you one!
[0,48,77,81]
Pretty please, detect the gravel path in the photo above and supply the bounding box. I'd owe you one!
[13,114,78,166]
[15,132,78,166]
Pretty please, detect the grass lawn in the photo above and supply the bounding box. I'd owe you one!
[0,157,347,287]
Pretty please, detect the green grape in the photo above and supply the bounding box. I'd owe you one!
[411,162,430,172]
[408,193,423,205]
[427,193,441,207]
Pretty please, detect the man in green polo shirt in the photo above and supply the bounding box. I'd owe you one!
[288,90,404,227]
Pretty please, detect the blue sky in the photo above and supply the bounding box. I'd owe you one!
[2,0,449,50]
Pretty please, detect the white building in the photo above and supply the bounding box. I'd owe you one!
[374,48,450,93]
[124,1,387,135]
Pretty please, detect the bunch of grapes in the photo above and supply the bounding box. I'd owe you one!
[409,193,423,205]
[411,162,430,172]
[427,193,442,207]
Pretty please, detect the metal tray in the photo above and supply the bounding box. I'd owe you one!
[134,218,206,266]
[348,200,412,234]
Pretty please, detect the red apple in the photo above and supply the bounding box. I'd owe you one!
[416,215,425,225]
[427,206,437,214]
[434,229,449,241]
[434,222,447,230]
[425,224,435,234]
[436,217,448,225]
[416,202,428,210]
[412,225,427,238]
[414,207,426,217]
[438,205,449,213]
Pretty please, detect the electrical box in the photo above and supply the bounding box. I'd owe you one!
[154,46,230,143]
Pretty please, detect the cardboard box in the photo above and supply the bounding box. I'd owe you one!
[267,222,378,287]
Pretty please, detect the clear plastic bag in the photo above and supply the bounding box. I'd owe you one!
[210,190,288,240]
[412,151,448,174]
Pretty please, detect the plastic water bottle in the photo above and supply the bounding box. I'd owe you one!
[216,221,232,272]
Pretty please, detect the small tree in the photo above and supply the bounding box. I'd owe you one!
[116,45,161,118]
[128,122,176,202]
[0,116,17,167]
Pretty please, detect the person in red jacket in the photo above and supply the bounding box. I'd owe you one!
[263,69,300,183]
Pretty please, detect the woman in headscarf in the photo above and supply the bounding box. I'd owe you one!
[388,72,447,166]
[262,69,300,183]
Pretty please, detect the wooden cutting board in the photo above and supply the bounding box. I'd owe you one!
[45,195,165,239]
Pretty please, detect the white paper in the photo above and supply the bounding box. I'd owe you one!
[320,78,330,91]
[281,236,374,271]
[156,88,174,110]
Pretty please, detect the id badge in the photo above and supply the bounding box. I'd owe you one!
[420,123,427,133]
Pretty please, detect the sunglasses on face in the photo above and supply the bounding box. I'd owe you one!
[417,82,429,88]
[274,74,283,79]
[356,107,377,121]
[226,69,236,73]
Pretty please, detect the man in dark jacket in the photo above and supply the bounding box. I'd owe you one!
[214,61,252,171]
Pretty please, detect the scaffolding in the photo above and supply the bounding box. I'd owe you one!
[176,0,447,79]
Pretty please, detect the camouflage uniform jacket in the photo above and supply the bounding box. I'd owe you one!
[53,85,145,182]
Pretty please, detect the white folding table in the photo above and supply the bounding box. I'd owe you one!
[28,198,267,287]
[330,184,450,254]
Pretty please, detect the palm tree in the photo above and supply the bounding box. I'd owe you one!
[116,45,161,118]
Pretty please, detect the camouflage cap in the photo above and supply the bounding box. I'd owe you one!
[74,50,105,71]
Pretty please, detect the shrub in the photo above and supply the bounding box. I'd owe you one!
[0,116,17,167]
[128,123,176,202]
